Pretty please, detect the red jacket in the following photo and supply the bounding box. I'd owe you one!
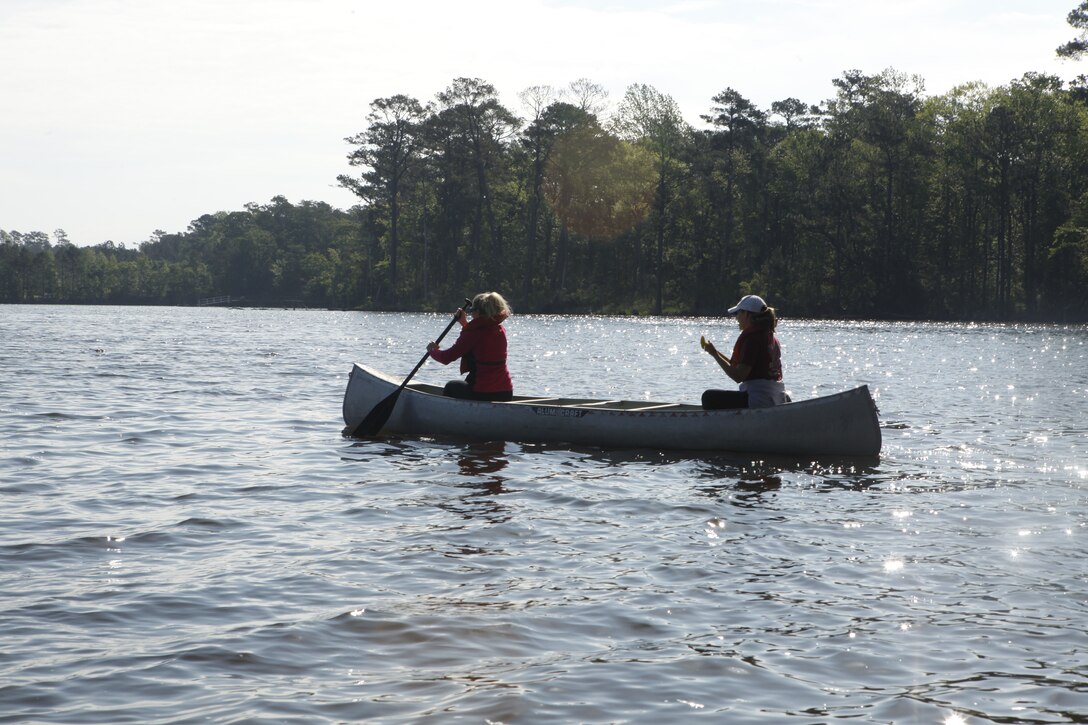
[731,327,782,381]
[428,313,513,393]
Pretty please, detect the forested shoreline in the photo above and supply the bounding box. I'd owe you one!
[3,69,1088,321]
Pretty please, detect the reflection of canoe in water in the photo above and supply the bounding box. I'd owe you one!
[342,364,882,458]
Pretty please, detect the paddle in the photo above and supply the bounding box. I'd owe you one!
[347,298,472,438]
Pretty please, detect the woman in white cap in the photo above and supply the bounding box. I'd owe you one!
[700,294,787,409]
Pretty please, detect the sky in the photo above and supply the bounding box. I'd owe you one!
[1,0,1083,247]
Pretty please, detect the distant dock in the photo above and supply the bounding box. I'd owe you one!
[197,295,244,306]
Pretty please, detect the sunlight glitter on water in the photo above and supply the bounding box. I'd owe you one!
[3,307,1086,724]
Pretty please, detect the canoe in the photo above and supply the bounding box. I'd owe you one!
[342,364,882,457]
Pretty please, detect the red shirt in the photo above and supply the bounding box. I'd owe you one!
[731,327,782,381]
[429,314,513,393]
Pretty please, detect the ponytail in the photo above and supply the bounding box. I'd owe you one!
[753,305,777,331]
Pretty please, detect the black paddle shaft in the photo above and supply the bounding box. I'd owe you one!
[348,298,472,438]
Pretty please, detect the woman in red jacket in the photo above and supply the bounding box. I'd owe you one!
[700,294,787,409]
[427,292,514,401]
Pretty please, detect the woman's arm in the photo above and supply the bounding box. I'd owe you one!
[704,341,751,383]
[429,326,476,365]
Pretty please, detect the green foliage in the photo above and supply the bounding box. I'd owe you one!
[5,72,1088,321]
[0,198,363,307]
[1057,1,1088,59]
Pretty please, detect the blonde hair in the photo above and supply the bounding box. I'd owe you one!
[471,291,511,318]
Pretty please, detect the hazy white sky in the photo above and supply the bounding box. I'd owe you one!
[1,0,1081,246]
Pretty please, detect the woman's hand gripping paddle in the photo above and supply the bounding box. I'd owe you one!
[347,299,472,438]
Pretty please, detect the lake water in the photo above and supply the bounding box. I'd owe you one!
[1,304,1085,724]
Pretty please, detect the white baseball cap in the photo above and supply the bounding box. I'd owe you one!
[727,294,767,315]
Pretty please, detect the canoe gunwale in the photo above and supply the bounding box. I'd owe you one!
[402,381,706,412]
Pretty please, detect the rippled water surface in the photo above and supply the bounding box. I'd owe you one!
[2,304,1086,724]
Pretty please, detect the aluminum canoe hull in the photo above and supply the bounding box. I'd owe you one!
[343,364,882,457]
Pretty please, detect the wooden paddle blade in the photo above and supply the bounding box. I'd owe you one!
[348,389,401,438]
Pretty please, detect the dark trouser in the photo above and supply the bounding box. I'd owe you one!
[443,380,513,401]
[701,389,748,410]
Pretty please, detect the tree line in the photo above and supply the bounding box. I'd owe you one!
[3,69,1088,320]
